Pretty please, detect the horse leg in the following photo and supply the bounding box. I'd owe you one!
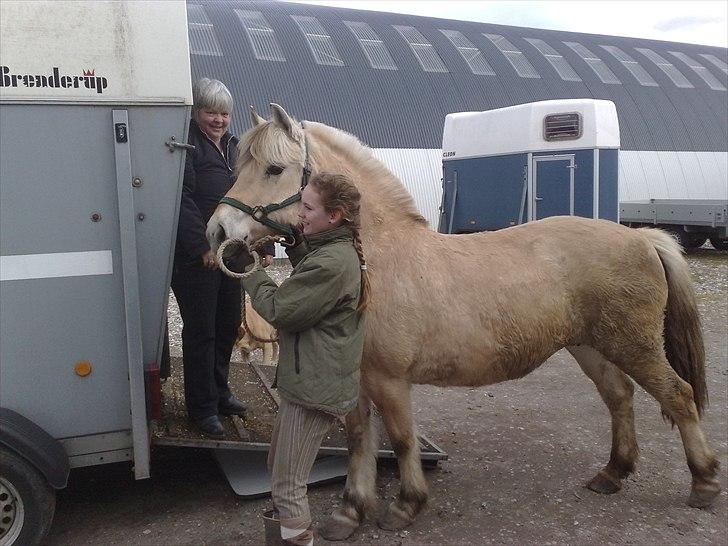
[318,394,377,541]
[617,353,721,508]
[567,345,639,494]
[373,378,427,531]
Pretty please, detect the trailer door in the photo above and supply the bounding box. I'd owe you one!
[532,155,575,220]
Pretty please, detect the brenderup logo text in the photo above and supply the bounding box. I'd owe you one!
[1,66,108,94]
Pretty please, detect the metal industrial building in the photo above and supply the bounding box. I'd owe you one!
[187,0,728,228]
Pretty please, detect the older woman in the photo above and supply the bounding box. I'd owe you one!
[172,78,274,438]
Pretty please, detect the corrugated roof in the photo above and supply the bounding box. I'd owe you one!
[188,0,727,153]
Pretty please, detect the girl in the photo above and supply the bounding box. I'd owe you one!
[241,172,370,545]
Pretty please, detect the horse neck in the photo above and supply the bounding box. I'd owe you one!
[308,124,429,249]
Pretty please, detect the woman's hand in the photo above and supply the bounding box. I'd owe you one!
[201,249,218,269]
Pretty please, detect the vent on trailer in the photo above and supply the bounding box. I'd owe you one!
[543,112,582,141]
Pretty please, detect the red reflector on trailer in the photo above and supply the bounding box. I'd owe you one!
[146,363,162,421]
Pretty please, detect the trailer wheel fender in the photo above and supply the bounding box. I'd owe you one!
[0,409,69,490]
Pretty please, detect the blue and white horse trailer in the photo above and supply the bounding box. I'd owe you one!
[439,99,620,234]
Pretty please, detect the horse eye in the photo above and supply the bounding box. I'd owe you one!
[266,165,284,176]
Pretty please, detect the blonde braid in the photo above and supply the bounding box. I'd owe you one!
[351,227,370,313]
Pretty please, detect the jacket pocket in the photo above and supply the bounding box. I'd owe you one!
[294,333,301,374]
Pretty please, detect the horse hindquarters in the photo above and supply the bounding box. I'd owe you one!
[595,229,719,508]
[640,229,719,507]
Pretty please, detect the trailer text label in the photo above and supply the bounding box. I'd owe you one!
[1,66,108,94]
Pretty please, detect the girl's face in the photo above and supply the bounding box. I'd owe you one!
[298,185,343,235]
[195,107,230,143]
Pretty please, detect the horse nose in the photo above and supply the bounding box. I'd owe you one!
[208,222,226,252]
[217,224,227,244]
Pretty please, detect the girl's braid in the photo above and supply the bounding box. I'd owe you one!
[309,172,370,313]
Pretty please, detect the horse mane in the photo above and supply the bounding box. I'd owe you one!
[306,122,428,227]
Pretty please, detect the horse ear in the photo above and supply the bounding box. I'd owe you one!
[270,103,295,135]
[249,105,265,127]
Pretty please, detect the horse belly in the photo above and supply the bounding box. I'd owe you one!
[407,333,558,388]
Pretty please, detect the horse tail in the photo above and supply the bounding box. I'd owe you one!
[638,227,708,416]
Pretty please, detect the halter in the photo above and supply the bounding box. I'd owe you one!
[219,122,311,240]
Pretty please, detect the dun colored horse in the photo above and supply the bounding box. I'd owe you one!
[207,104,720,539]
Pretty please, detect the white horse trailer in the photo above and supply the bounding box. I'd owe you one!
[0,2,192,542]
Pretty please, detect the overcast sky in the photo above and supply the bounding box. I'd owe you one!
[283,0,728,48]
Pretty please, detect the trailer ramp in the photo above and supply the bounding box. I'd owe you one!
[153,358,447,497]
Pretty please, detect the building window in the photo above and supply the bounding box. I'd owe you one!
[563,42,620,84]
[600,45,657,86]
[524,38,580,81]
[483,34,540,78]
[439,30,494,75]
[393,25,448,73]
[234,10,286,62]
[187,4,223,56]
[670,52,726,90]
[344,21,397,70]
[291,16,344,66]
[698,54,728,74]
[635,48,693,88]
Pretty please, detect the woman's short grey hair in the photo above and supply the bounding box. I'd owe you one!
[192,78,233,114]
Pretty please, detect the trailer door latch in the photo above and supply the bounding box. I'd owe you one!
[165,136,195,153]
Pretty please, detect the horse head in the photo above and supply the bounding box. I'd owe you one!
[206,103,310,256]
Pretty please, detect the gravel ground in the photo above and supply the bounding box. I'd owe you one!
[46,247,727,545]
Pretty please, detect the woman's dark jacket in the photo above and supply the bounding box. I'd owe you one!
[175,121,273,264]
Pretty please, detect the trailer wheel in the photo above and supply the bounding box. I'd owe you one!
[0,448,55,546]
[709,237,728,251]
[670,228,707,249]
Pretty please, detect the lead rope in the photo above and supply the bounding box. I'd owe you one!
[217,235,285,343]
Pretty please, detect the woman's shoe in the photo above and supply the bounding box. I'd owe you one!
[195,415,224,438]
[218,395,247,416]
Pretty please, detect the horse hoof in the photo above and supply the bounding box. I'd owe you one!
[688,484,721,509]
[586,472,621,495]
[376,502,413,531]
[317,513,358,541]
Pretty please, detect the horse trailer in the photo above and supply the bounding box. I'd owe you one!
[439,99,620,234]
[0,2,192,542]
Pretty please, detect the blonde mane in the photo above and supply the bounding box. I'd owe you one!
[307,122,428,227]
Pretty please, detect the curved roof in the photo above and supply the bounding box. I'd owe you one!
[187,0,727,152]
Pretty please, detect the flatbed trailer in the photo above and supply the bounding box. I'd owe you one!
[620,199,728,249]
